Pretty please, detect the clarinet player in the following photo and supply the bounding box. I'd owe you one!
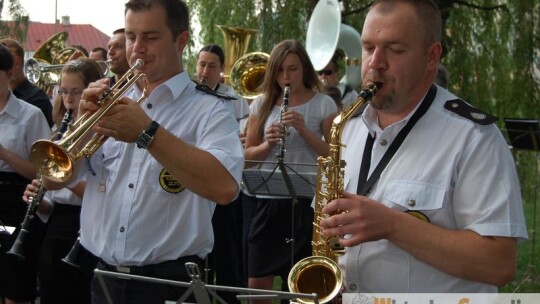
[23,59,103,304]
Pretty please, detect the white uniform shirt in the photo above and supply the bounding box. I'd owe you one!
[251,93,337,173]
[339,85,527,292]
[0,91,50,172]
[79,71,244,266]
[215,83,249,123]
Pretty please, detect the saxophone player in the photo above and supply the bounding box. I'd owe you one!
[320,0,527,294]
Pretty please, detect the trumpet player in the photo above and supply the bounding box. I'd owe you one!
[0,43,50,304]
[320,0,527,294]
[43,1,243,303]
[106,28,131,87]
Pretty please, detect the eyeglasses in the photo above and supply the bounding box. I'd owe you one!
[317,70,334,76]
[58,89,83,97]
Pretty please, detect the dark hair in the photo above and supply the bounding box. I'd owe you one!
[321,85,343,110]
[112,28,125,35]
[198,44,225,66]
[125,0,189,40]
[91,47,108,60]
[0,38,25,59]
[0,44,14,71]
[52,59,103,126]
[372,0,442,45]
[254,39,321,141]
[72,45,90,57]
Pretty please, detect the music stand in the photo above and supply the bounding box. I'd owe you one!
[504,118,539,277]
[242,154,317,269]
[94,262,320,304]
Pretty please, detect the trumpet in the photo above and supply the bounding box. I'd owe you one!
[8,110,74,260]
[29,59,148,183]
[25,57,112,86]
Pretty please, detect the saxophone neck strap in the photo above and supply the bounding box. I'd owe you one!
[357,84,437,196]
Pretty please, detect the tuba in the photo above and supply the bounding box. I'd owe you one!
[29,59,148,183]
[305,0,362,96]
[287,85,378,304]
[230,51,268,99]
[25,31,110,88]
[217,25,268,99]
[216,25,258,83]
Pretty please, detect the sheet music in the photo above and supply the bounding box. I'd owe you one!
[242,168,317,199]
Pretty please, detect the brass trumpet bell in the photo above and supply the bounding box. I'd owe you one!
[30,59,148,183]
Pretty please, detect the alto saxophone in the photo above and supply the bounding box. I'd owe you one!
[287,84,378,304]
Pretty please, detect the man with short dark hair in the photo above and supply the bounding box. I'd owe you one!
[321,0,527,293]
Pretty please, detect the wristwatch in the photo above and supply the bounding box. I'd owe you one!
[136,121,160,149]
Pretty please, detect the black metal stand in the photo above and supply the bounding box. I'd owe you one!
[94,262,320,304]
[242,159,317,268]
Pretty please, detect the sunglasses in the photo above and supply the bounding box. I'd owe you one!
[317,69,334,76]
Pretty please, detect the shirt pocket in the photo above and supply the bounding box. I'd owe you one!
[100,140,123,185]
[382,179,446,213]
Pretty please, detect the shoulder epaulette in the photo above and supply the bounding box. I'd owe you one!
[195,83,237,101]
[444,99,497,125]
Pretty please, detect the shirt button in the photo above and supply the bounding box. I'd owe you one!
[119,227,125,232]
[379,139,388,146]
[146,103,153,109]
[128,183,134,189]
[408,199,416,207]
[349,283,357,291]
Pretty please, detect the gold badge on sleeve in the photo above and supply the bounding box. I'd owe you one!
[159,169,184,193]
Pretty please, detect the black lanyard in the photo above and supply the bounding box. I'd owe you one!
[357,85,437,195]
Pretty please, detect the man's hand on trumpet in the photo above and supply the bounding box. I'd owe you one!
[79,78,151,144]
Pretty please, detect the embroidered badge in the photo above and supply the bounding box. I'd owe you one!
[405,210,430,223]
[471,112,487,120]
[159,169,184,193]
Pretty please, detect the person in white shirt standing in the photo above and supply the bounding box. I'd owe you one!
[0,43,50,304]
[44,1,244,303]
[320,0,527,294]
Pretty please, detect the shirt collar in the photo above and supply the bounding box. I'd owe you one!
[1,91,21,119]
[362,90,428,135]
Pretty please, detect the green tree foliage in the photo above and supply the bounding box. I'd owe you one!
[0,0,29,42]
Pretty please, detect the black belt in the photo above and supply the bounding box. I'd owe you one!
[98,255,203,276]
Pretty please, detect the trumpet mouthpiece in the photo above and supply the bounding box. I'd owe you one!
[134,59,145,69]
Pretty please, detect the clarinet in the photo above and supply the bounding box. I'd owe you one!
[7,110,73,260]
[277,84,291,160]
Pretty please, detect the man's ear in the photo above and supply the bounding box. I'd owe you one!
[176,30,189,52]
[427,42,443,71]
